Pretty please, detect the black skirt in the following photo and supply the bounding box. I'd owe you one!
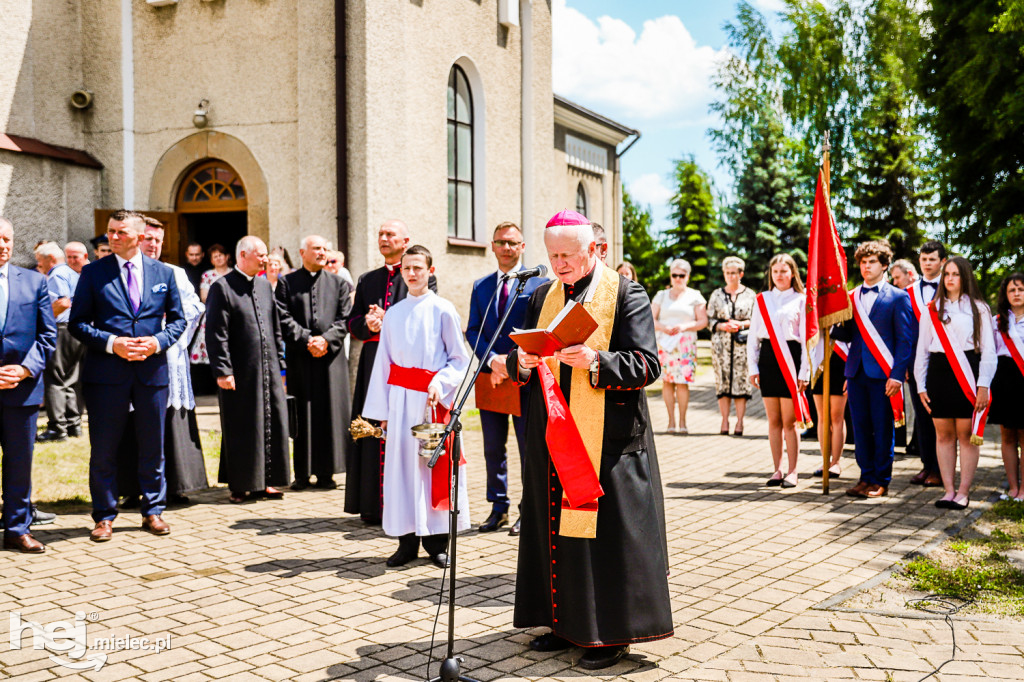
[812,352,847,396]
[926,351,980,419]
[990,355,1024,429]
[759,339,802,398]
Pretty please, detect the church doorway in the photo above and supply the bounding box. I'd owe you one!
[175,159,248,266]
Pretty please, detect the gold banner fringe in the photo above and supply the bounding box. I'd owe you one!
[797,420,814,431]
[895,418,906,429]
[970,435,985,446]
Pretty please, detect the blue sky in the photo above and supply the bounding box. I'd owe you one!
[554,0,787,232]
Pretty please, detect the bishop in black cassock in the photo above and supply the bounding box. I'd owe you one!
[205,242,291,501]
[345,233,436,524]
[275,236,353,489]
[506,211,673,671]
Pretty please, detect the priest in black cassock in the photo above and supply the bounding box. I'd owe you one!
[506,210,673,671]
[344,219,436,524]
[205,236,291,503]
[275,234,353,490]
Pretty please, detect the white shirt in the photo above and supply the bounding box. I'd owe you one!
[994,311,1024,358]
[105,252,153,354]
[914,296,997,389]
[859,281,881,315]
[0,263,9,317]
[747,287,809,381]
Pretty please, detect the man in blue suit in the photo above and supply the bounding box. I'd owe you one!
[0,218,57,553]
[835,241,914,499]
[69,210,186,542]
[466,222,547,535]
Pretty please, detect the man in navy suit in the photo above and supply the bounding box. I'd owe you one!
[835,241,914,499]
[466,222,547,535]
[0,218,57,553]
[69,210,186,542]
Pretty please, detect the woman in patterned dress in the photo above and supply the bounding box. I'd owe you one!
[707,256,755,436]
[190,244,231,394]
[651,259,708,434]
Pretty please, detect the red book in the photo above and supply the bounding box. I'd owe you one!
[510,301,598,357]
[474,373,522,416]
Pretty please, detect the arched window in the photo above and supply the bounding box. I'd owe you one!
[447,65,474,240]
[575,182,588,217]
[176,160,247,213]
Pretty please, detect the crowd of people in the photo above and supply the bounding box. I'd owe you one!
[2,204,1022,671]
[615,238,1022,512]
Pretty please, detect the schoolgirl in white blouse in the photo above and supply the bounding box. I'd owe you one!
[914,257,995,510]
[747,254,810,489]
[990,273,1024,501]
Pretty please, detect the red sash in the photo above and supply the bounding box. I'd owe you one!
[387,365,464,510]
[534,362,604,508]
[757,293,812,428]
[850,287,905,426]
[907,282,926,322]
[834,341,849,362]
[1000,316,1024,378]
[927,304,991,444]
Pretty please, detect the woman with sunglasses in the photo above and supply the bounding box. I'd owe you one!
[651,259,708,434]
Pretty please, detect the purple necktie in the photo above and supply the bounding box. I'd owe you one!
[124,262,140,313]
[498,278,510,314]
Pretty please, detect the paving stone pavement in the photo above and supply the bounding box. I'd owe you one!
[2,374,1021,681]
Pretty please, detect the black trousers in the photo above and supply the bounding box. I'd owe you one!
[44,324,85,434]
[398,532,449,556]
[908,376,938,473]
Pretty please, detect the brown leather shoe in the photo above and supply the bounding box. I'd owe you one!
[141,515,170,536]
[922,474,943,487]
[4,533,45,553]
[864,484,888,498]
[845,481,869,498]
[90,520,113,542]
[909,469,929,485]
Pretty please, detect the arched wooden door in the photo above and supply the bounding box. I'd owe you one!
[175,159,249,265]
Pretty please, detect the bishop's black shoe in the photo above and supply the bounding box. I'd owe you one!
[528,633,573,652]
[429,552,450,569]
[578,644,629,670]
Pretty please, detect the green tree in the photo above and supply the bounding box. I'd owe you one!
[620,186,664,297]
[725,107,809,282]
[919,0,1024,288]
[662,156,724,292]
[849,0,932,260]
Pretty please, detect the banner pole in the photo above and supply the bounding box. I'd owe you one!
[821,132,832,495]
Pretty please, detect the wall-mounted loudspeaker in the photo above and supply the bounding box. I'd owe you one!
[70,90,94,110]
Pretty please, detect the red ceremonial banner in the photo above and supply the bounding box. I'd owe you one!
[806,168,852,347]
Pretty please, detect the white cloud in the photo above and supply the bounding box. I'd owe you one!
[629,173,674,212]
[552,0,725,122]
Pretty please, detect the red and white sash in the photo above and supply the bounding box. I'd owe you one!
[928,303,991,445]
[908,281,928,322]
[851,286,905,427]
[1000,314,1024,378]
[757,293,812,428]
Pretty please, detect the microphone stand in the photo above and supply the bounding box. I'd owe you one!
[425,274,530,682]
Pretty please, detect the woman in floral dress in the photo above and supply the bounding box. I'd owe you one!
[651,259,708,434]
[707,256,756,436]
[190,244,231,394]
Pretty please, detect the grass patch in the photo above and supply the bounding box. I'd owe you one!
[893,498,1024,616]
[31,427,224,507]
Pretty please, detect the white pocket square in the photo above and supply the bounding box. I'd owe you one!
[151,283,168,293]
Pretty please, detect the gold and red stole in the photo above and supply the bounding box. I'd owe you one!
[534,264,619,539]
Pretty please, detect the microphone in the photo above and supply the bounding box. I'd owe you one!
[502,264,548,281]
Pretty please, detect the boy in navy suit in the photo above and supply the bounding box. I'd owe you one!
[0,218,57,553]
[466,222,547,535]
[69,210,186,542]
[835,241,914,498]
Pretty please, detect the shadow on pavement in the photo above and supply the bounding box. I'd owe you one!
[319,633,661,681]
[230,516,379,538]
[245,556,388,579]
[388,572,516,608]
